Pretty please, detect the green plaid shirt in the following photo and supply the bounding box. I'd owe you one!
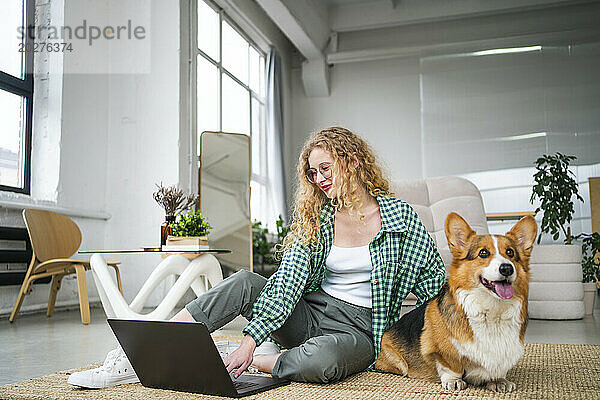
[243,195,445,367]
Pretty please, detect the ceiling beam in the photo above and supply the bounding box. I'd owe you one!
[255,0,329,59]
[327,27,600,65]
[255,0,331,96]
[301,58,330,97]
[330,0,593,32]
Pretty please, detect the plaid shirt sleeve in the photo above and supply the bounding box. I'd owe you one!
[242,242,312,346]
[404,206,446,307]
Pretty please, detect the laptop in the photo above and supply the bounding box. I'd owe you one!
[107,319,289,397]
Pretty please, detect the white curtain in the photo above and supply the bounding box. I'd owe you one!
[265,48,288,226]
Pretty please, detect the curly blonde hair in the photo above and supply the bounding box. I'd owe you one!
[282,127,392,252]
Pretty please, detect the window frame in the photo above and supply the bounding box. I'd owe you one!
[194,0,266,131]
[0,0,34,195]
[193,0,268,220]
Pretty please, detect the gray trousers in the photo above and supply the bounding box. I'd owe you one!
[185,269,374,383]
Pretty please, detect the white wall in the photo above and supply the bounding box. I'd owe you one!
[290,56,424,184]
[420,43,600,241]
[0,0,112,316]
[102,0,182,305]
[289,42,600,244]
[0,0,181,316]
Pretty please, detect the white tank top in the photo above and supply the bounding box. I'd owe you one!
[321,244,373,308]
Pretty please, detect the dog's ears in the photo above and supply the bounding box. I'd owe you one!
[445,213,475,258]
[506,216,537,258]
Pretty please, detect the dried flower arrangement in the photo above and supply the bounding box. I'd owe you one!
[153,183,199,217]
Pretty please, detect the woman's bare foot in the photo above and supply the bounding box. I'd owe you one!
[251,353,281,374]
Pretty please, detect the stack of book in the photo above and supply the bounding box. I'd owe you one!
[162,236,209,251]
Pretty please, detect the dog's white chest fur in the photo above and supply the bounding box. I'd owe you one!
[452,288,524,384]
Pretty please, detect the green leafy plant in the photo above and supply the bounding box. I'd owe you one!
[530,153,583,244]
[274,215,291,245]
[252,215,290,267]
[574,232,600,284]
[252,221,272,264]
[171,210,213,237]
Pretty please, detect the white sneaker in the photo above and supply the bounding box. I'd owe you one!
[215,340,243,359]
[214,340,280,373]
[67,346,139,389]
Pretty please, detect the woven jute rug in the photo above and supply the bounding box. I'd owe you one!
[1,336,599,400]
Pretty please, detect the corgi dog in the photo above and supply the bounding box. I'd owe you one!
[375,212,537,393]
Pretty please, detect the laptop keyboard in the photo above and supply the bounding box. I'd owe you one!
[233,381,260,391]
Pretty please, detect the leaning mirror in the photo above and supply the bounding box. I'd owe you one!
[199,131,252,274]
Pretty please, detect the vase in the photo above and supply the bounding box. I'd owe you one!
[583,282,598,315]
[161,216,176,246]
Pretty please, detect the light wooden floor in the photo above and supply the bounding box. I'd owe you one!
[0,301,598,386]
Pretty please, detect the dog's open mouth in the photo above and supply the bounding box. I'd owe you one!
[480,276,513,299]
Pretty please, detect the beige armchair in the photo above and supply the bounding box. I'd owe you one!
[390,176,488,305]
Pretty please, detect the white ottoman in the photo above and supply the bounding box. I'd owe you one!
[528,245,584,320]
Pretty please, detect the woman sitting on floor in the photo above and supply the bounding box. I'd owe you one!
[68,126,445,388]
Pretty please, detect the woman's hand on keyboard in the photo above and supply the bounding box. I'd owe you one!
[224,335,257,378]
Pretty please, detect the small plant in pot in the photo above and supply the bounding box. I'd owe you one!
[528,153,586,319]
[171,210,213,236]
[252,215,290,277]
[168,210,214,247]
[153,183,199,245]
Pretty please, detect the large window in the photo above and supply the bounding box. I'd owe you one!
[195,0,267,223]
[0,0,34,194]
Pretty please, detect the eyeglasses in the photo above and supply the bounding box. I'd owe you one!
[305,162,333,184]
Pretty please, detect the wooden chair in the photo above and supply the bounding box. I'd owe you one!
[9,209,123,325]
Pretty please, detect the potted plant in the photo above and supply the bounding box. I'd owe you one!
[574,232,600,315]
[528,153,585,320]
[153,183,199,245]
[252,215,290,277]
[168,210,214,247]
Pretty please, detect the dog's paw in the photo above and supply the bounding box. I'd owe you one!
[486,378,516,393]
[441,377,467,391]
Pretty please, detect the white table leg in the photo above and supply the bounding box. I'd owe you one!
[128,255,191,312]
[147,254,223,318]
[90,253,225,320]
